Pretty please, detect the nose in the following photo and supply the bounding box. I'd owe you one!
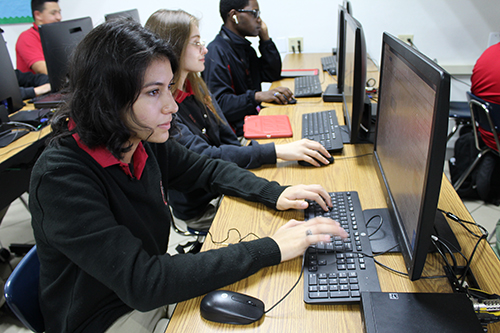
[162,90,178,114]
[55,12,62,21]
[202,45,208,56]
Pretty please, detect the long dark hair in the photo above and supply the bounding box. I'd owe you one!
[49,19,178,159]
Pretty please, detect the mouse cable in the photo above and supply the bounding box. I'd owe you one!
[335,152,373,161]
[206,228,260,246]
[264,251,306,314]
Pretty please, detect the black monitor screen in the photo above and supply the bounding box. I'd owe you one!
[342,12,367,144]
[373,32,450,280]
[0,33,23,113]
[105,9,140,22]
[39,17,93,93]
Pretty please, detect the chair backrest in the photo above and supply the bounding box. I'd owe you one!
[3,245,45,333]
[466,91,500,152]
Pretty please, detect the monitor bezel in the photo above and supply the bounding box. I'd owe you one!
[373,32,450,281]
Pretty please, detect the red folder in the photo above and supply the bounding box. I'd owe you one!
[243,115,293,139]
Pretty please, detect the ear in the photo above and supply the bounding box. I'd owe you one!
[33,10,43,24]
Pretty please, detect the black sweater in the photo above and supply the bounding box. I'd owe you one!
[203,26,282,136]
[30,136,283,332]
[169,93,276,220]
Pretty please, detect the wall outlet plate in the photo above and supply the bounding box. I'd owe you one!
[397,34,414,46]
[288,37,304,53]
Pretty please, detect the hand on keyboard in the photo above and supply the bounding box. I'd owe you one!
[275,139,332,166]
[255,87,294,105]
[276,184,332,211]
[270,217,348,262]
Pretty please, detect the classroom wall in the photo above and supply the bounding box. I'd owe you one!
[1,0,499,101]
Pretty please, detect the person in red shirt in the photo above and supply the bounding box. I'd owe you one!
[470,42,500,151]
[15,0,62,74]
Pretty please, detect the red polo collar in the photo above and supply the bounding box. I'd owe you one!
[175,79,194,104]
[69,119,148,179]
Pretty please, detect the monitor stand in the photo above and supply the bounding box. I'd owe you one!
[363,208,461,254]
[322,84,343,102]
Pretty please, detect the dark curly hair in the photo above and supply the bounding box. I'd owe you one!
[49,18,178,159]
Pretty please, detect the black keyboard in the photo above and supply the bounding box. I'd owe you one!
[302,110,343,152]
[321,55,337,75]
[294,75,323,98]
[303,191,381,304]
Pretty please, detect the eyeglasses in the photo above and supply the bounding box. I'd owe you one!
[236,9,261,19]
[188,40,206,52]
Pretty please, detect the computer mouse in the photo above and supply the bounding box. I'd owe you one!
[288,98,297,104]
[200,290,265,325]
[298,155,334,167]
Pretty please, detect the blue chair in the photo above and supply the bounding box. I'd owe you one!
[3,245,45,333]
[447,101,471,142]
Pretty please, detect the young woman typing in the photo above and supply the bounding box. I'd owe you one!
[29,19,346,333]
[145,9,332,231]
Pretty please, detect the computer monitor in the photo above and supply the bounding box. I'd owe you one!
[39,17,93,93]
[105,9,140,22]
[335,5,346,93]
[0,33,24,114]
[372,32,451,280]
[341,12,369,144]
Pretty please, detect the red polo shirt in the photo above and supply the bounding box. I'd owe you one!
[15,23,45,74]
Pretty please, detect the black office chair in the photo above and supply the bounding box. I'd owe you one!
[3,245,45,333]
[447,101,472,142]
[452,92,500,191]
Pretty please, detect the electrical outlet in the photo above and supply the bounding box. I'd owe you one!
[398,34,414,46]
[288,37,303,53]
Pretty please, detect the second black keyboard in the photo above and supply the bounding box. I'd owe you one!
[294,75,323,98]
[302,109,343,152]
[321,55,337,75]
[303,191,381,304]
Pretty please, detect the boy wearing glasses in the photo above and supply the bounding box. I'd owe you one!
[203,0,294,137]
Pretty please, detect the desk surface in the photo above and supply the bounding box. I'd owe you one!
[165,54,500,332]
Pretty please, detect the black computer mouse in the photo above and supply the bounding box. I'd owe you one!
[288,98,297,104]
[298,155,334,167]
[200,290,265,325]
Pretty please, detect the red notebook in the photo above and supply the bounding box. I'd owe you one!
[243,115,293,139]
[281,68,319,78]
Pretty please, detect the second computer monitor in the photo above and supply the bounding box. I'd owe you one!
[341,12,368,144]
[39,17,93,93]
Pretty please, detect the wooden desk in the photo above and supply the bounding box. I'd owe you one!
[166,103,500,332]
[0,103,52,210]
[166,53,500,332]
